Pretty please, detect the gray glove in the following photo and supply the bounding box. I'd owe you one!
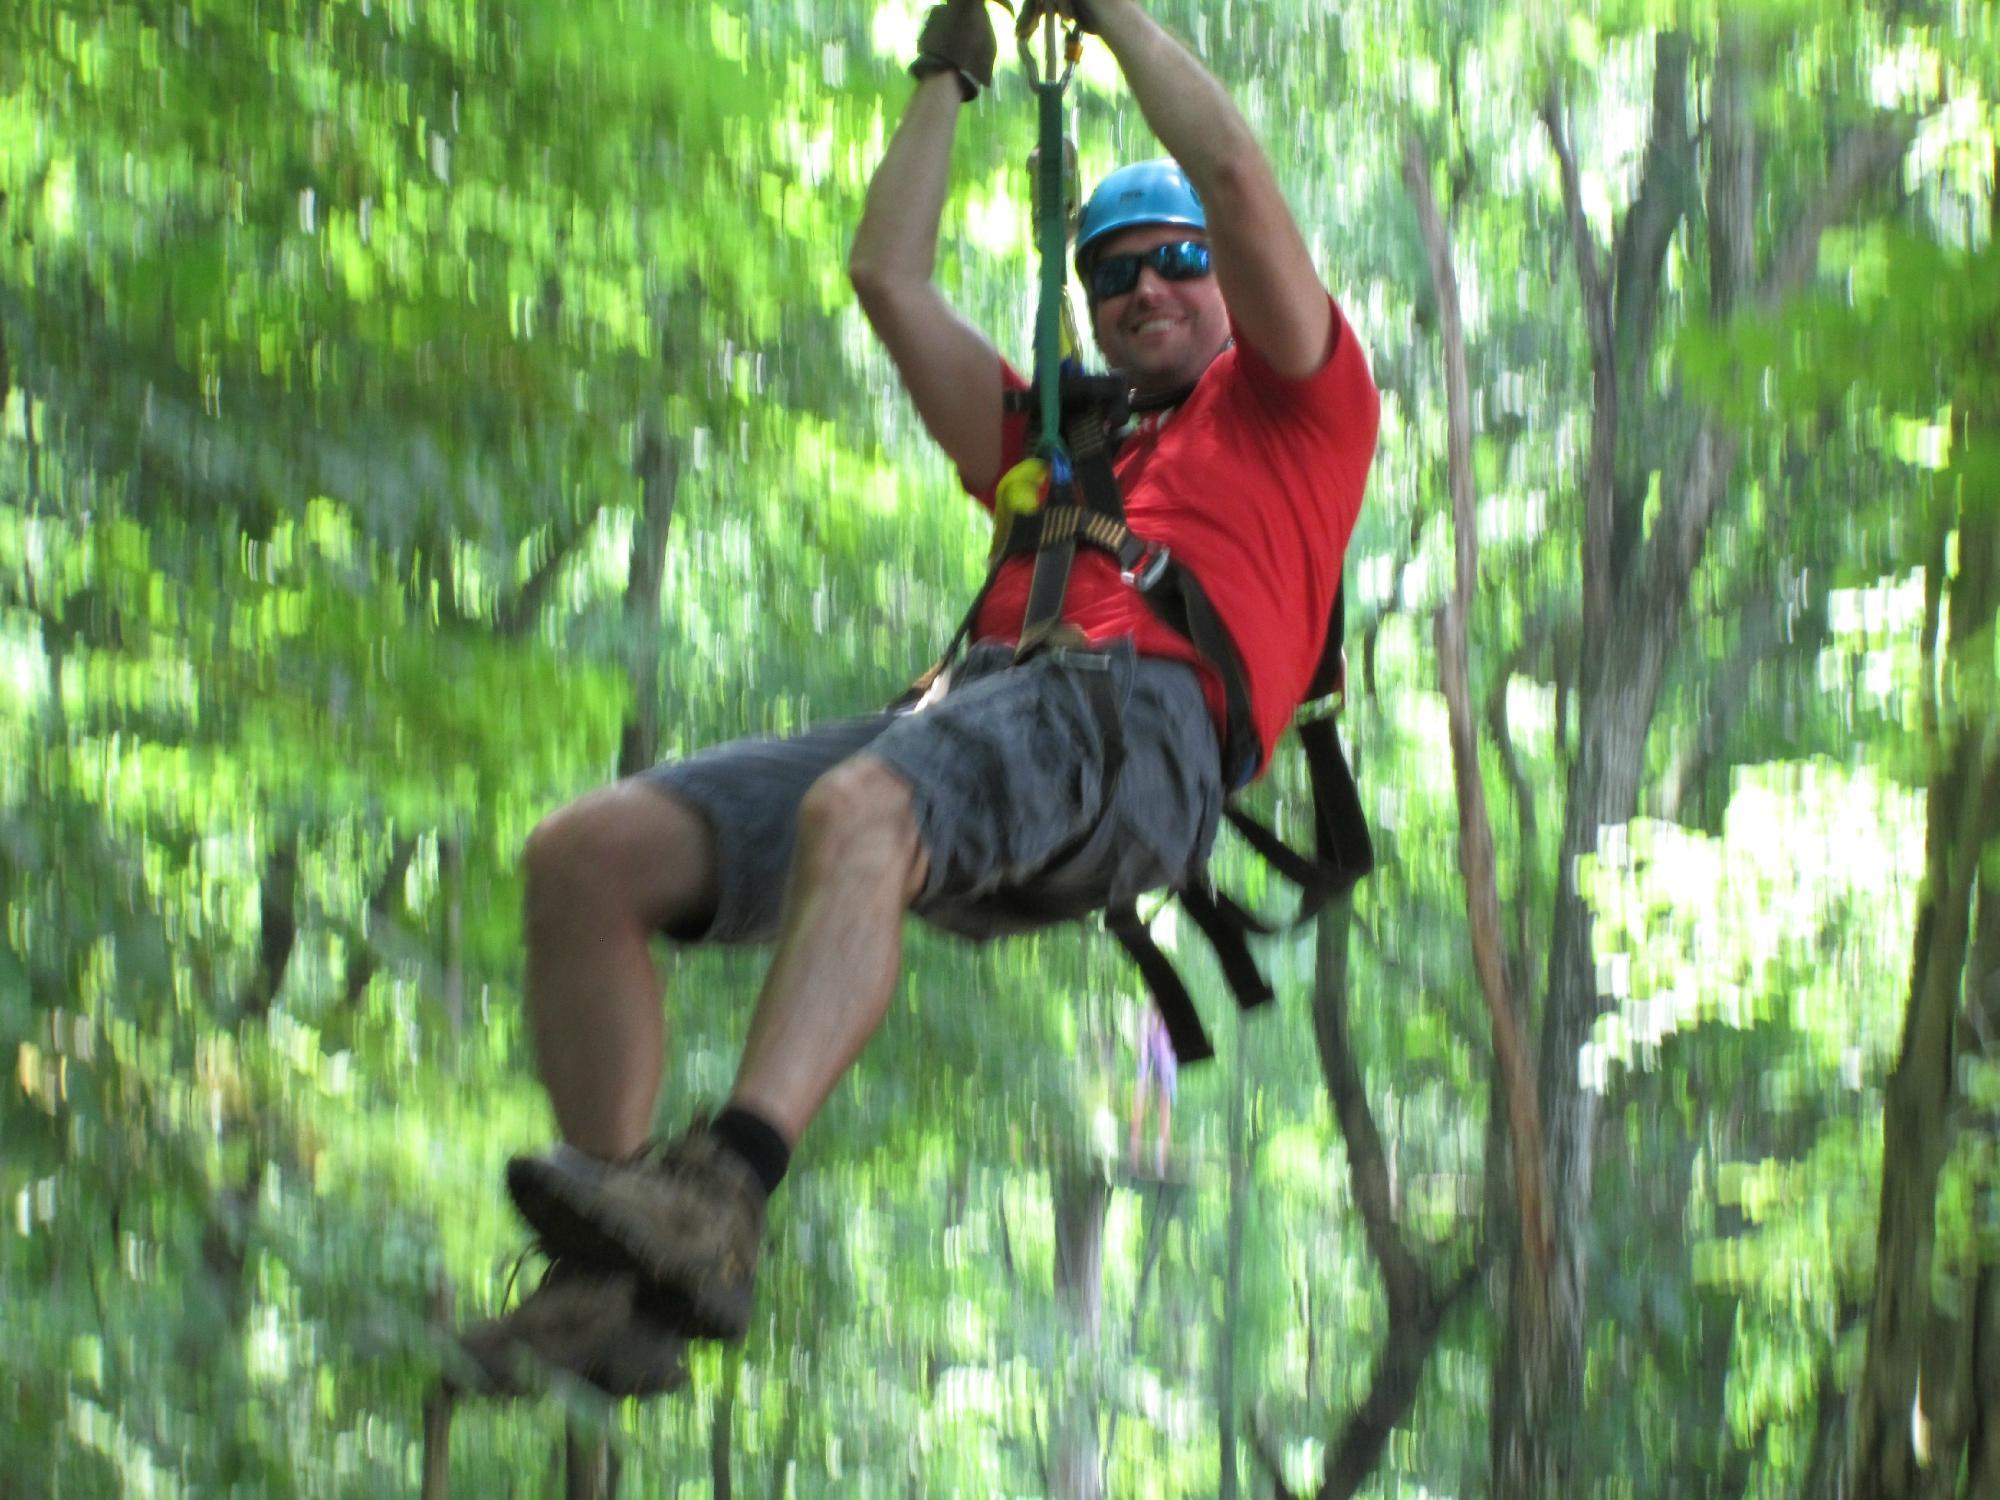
[911,0,1000,101]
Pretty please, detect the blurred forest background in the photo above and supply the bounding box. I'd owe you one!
[2,0,1995,1495]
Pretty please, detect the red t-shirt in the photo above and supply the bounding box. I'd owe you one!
[968,294,1379,774]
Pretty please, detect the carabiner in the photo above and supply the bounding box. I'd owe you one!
[1015,5,1079,91]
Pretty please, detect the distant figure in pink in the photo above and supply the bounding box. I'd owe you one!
[1129,1004,1177,1176]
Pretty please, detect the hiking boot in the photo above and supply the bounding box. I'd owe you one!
[504,1126,765,1341]
[452,1262,690,1399]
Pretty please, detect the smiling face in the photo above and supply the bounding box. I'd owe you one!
[1087,224,1230,396]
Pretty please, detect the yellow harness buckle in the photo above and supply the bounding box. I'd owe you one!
[996,456,1051,516]
[990,456,1052,558]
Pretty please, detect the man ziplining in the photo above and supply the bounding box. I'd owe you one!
[457,0,1379,1397]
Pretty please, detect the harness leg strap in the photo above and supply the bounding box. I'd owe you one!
[1178,882,1277,1011]
[1105,901,1214,1064]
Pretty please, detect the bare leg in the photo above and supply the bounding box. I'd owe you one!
[727,754,928,1144]
[522,782,720,1160]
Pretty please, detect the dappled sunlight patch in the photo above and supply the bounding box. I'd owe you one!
[1582,760,1922,1091]
[0,0,1986,1489]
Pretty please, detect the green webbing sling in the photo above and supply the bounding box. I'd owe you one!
[1009,12,1092,660]
[1024,11,1077,462]
[1033,80,1067,459]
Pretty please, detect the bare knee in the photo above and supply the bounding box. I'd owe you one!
[794,756,928,901]
[524,781,719,933]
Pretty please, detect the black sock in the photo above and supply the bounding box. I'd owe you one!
[709,1106,791,1197]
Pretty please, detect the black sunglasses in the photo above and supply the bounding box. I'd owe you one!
[1087,239,1212,301]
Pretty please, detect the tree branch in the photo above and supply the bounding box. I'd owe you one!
[1481,660,1539,973]
[1540,91,1619,651]
[1653,587,1825,822]
[1356,508,1428,704]
[1318,1257,1485,1500]
[1402,128,1554,1294]
[1310,896,1488,1499]
[1759,117,1917,309]
[496,501,605,638]
[618,415,682,776]
[1402,134,1479,612]
[1854,466,2000,1486]
[1605,35,1696,590]
[1610,34,1693,395]
[1955,864,1999,1069]
[1706,24,1758,320]
[239,830,299,1021]
[1248,1403,1301,1500]
[1312,902,1425,1309]
[1622,33,1784,629]
[340,836,417,1007]
[1966,1262,2000,1497]
[1633,411,1741,650]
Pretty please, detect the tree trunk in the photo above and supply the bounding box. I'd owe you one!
[1967,881,2000,1497]
[712,1347,740,1500]
[1850,476,2000,1497]
[1493,24,1777,1482]
[1965,1265,2000,1497]
[1802,1325,1860,1500]
[565,1424,617,1500]
[1305,898,1481,1500]
[240,830,298,1020]
[340,837,414,1008]
[768,1378,801,1500]
[1218,1013,1249,1500]
[1050,1157,1109,1500]
[618,414,680,778]
[421,1391,453,1500]
[421,1278,455,1500]
[440,834,465,1048]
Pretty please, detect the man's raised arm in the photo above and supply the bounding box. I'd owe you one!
[1084,0,1332,380]
[848,2,1008,495]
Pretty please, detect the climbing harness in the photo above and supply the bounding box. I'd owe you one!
[919,7,1375,1063]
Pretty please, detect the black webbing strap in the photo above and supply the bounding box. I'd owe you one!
[1003,374,1130,426]
[1106,879,1282,1068]
[1134,562,1261,789]
[995,505,1151,575]
[1212,747,1369,935]
[1305,585,1348,700]
[1298,712,1374,889]
[895,576,995,710]
[1017,395,1128,660]
[1213,709,1372,925]
[1015,482,1083,658]
[1105,901,1215,1063]
[1204,883,1281,937]
[1179,881,1276,1011]
[1223,805,1334,893]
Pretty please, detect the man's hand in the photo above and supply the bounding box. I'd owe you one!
[1014,0,1099,38]
[911,0,1003,100]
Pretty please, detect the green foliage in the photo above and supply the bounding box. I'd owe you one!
[1,0,1992,1494]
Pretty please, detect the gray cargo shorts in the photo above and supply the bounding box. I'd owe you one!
[644,640,1224,943]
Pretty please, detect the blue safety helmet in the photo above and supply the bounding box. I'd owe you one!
[1074,159,1205,278]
